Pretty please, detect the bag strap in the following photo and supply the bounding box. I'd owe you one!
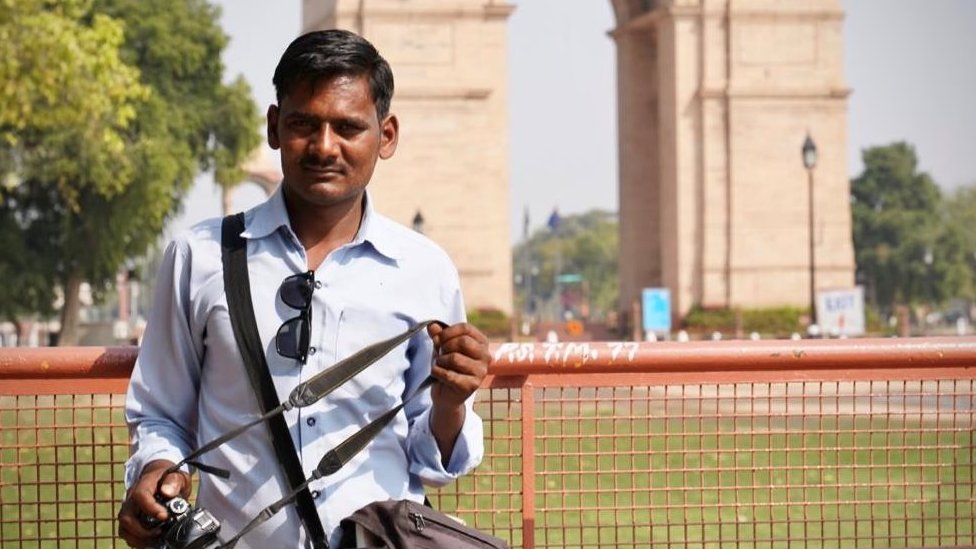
[221,212,330,549]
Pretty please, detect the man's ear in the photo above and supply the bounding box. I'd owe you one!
[267,104,280,150]
[378,113,399,160]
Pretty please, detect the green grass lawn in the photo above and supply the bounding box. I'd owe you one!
[2,390,974,549]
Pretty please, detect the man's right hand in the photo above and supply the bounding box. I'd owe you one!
[117,459,191,548]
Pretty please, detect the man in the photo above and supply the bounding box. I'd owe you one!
[117,29,489,548]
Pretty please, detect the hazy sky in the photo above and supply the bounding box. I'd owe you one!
[175,0,976,240]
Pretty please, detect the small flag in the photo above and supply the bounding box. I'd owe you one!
[547,208,560,232]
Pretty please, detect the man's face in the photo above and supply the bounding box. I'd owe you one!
[267,74,398,209]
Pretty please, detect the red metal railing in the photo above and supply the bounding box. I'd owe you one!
[2,338,975,548]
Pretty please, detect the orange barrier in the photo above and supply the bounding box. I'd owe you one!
[2,338,975,548]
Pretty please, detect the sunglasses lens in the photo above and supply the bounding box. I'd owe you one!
[276,316,309,361]
[280,273,313,309]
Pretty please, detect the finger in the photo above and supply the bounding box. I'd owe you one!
[431,323,488,349]
[431,372,481,399]
[461,323,489,344]
[426,321,450,349]
[430,366,480,397]
[430,359,481,381]
[426,321,445,340]
[129,484,168,522]
[118,498,159,547]
[451,323,488,345]
[436,335,491,364]
[432,354,487,386]
[159,470,190,499]
[436,341,489,377]
[430,368,483,409]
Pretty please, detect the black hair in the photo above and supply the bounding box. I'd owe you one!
[272,29,394,119]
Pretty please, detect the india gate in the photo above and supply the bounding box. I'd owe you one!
[246,0,857,323]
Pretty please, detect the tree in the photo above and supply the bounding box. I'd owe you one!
[943,185,976,302]
[0,0,147,335]
[514,210,618,321]
[0,0,262,344]
[851,143,957,313]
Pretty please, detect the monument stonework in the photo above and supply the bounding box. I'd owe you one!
[302,0,515,316]
[295,0,856,322]
[612,0,855,320]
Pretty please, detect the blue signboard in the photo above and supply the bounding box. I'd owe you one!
[641,288,671,333]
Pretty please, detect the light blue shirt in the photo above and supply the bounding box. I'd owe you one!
[125,188,484,548]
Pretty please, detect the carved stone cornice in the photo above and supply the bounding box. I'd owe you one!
[396,87,493,101]
[611,4,844,37]
[698,87,852,100]
[337,3,515,22]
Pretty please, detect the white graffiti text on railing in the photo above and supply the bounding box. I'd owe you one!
[541,342,598,367]
[492,341,643,368]
[492,342,536,364]
[608,342,640,363]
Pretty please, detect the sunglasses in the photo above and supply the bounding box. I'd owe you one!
[275,271,315,363]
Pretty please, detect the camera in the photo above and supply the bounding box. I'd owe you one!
[143,496,223,549]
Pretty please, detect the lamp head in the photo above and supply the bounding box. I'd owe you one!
[802,135,817,170]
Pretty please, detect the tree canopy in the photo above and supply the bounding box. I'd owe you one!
[850,142,969,313]
[943,185,976,303]
[0,0,262,343]
[0,0,147,323]
[514,210,619,321]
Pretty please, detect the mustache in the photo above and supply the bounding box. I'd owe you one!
[299,156,343,171]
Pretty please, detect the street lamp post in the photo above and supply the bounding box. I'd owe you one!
[802,134,818,329]
[923,247,934,333]
[527,264,538,318]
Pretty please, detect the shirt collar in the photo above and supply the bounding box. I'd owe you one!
[242,185,290,240]
[352,192,404,261]
[243,186,403,261]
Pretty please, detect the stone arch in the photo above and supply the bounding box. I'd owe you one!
[221,147,280,215]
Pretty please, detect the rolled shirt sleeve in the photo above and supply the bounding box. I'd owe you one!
[403,277,485,486]
[406,399,485,485]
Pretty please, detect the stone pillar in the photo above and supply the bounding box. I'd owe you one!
[613,25,661,319]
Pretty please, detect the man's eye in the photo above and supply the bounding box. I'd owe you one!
[288,118,316,131]
[336,122,363,135]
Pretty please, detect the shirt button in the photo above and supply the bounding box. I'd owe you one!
[308,347,317,356]
[306,417,316,427]
[314,280,322,289]
[311,490,321,499]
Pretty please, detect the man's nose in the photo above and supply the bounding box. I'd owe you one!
[309,125,339,157]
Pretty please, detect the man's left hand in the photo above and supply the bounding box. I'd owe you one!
[427,322,491,410]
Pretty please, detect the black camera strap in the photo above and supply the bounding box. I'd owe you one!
[221,212,330,549]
